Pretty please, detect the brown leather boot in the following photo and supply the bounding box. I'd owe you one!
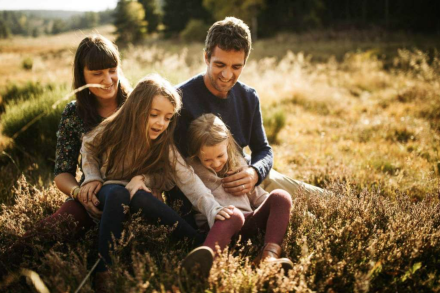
[253,243,294,273]
[94,271,112,293]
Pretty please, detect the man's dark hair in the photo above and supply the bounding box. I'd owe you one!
[204,17,252,62]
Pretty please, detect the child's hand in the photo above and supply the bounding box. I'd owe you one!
[215,205,235,221]
[126,175,152,200]
[79,180,102,205]
[78,181,102,218]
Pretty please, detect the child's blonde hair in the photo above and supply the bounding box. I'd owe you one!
[188,114,243,175]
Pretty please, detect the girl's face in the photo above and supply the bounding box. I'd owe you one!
[148,95,174,140]
[83,66,119,101]
[198,140,228,173]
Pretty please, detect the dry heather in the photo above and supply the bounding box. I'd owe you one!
[0,177,439,292]
[0,29,440,292]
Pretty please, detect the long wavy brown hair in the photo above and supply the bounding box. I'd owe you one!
[73,34,131,129]
[87,74,182,190]
[187,114,243,177]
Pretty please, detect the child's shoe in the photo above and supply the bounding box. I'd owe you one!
[253,243,294,274]
[179,246,214,280]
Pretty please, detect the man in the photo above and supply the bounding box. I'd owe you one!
[170,17,324,227]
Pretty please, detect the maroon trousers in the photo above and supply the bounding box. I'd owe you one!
[203,189,292,252]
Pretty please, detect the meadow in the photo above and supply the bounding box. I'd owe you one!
[0,25,439,292]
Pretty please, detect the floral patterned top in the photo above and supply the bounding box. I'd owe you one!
[54,101,100,184]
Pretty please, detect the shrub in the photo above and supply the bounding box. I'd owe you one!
[180,19,209,43]
[0,85,70,203]
[21,57,33,71]
[1,86,68,158]
[1,178,439,292]
[262,105,286,144]
[0,81,56,111]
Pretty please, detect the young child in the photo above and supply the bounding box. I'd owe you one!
[80,75,224,290]
[181,113,294,278]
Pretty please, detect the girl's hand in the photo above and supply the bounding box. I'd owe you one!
[215,205,235,221]
[126,175,152,200]
[79,180,102,205]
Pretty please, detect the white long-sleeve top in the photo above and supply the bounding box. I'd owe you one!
[80,131,224,227]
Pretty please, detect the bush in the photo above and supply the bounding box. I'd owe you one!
[0,81,56,111]
[262,105,286,144]
[180,19,209,43]
[0,85,70,203]
[21,57,33,71]
[1,178,439,292]
[1,86,69,159]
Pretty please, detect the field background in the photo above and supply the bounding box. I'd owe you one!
[0,25,440,292]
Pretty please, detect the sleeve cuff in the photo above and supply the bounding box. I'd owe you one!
[81,176,104,186]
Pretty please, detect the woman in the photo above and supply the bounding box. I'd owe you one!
[51,34,132,234]
[1,35,131,274]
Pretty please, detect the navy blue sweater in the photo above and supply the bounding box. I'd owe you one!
[175,74,273,184]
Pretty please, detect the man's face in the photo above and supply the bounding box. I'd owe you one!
[204,46,246,98]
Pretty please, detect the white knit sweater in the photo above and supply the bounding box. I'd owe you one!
[80,130,224,227]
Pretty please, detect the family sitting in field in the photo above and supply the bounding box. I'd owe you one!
[3,17,327,292]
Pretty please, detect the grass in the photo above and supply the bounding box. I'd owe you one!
[0,26,439,292]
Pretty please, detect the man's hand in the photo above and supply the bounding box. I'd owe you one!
[222,167,259,196]
[215,205,235,221]
[78,181,102,219]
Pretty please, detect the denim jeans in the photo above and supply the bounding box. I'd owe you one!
[96,184,203,272]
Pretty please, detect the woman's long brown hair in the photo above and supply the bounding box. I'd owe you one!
[187,114,243,177]
[87,74,182,190]
[73,35,131,129]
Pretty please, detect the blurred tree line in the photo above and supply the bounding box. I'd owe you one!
[114,0,440,43]
[0,10,114,38]
[1,0,439,41]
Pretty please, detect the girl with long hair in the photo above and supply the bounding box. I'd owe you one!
[180,114,294,278]
[80,75,223,289]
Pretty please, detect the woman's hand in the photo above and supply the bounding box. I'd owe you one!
[126,175,152,200]
[78,181,102,219]
[215,205,235,221]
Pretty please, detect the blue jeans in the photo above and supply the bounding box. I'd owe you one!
[96,184,203,272]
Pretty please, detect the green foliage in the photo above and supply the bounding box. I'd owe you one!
[114,0,148,44]
[0,18,11,39]
[0,10,109,38]
[0,81,56,111]
[139,0,161,33]
[162,0,211,36]
[179,19,209,43]
[21,57,33,71]
[262,105,286,144]
[0,84,69,203]
[1,86,68,159]
[51,19,67,35]
[203,0,264,27]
